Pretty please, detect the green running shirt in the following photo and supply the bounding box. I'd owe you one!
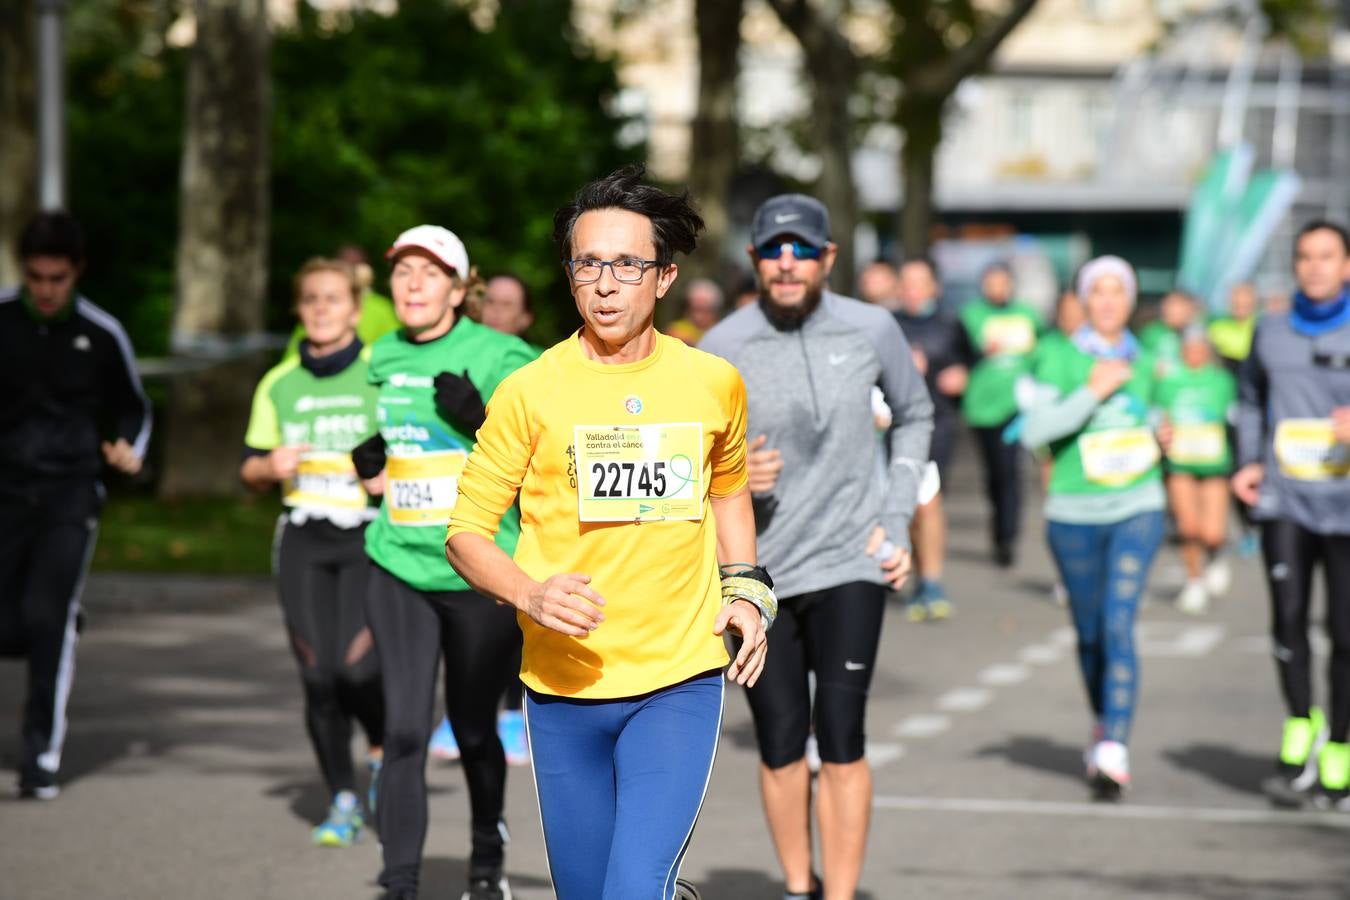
[363,318,538,592]
[243,344,380,525]
[1156,364,1236,476]
[1033,338,1163,497]
[959,300,1042,426]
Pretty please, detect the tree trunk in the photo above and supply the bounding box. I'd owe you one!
[813,65,858,293]
[764,0,859,293]
[0,0,37,286]
[898,96,943,260]
[685,0,744,295]
[159,0,272,498]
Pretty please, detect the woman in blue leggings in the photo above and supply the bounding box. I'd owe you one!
[1020,256,1168,798]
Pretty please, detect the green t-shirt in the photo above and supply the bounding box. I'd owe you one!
[1138,320,1188,380]
[1034,338,1163,496]
[284,290,401,359]
[960,300,1042,426]
[243,344,381,524]
[1155,363,1235,476]
[364,318,539,592]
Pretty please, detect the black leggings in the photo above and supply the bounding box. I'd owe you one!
[366,563,522,891]
[973,420,1024,547]
[742,581,886,768]
[1261,519,1350,742]
[276,519,383,797]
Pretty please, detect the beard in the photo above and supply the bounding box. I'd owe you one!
[758,277,825,331]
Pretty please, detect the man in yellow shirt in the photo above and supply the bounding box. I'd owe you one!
[445,166,771,900]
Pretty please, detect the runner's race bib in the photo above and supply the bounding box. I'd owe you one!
[575,423,703,522]
[385,450,467,526]
[1167,422,1225,467]
[1274,419,1350,481]
[983,316,1036,356]
[284,451,367,512]
[1078,427,1160,486]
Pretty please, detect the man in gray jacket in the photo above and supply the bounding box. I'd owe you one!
[1235,219,1350,810]
[701,194,932,899]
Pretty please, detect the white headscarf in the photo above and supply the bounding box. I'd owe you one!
[1076,255,1137,309]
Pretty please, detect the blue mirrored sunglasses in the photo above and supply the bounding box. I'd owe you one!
[756,240,824,261]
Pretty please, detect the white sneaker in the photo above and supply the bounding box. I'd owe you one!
[1203,557,1232,597]
[1176,579,1210,615]
[1090,740,1130,790]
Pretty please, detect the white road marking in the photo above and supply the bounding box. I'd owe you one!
[1049,626,1078,648]
[1018,644,1062,665]
[873,794,1350,828]
[893,714,952,739]
[865,742,905,767]
[1137,623,1226,658]
[979,664,1030,686]
[936,688,993,712]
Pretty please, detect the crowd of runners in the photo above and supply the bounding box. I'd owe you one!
[3,169,1350,899]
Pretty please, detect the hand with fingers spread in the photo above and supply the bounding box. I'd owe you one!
[715,599,768,687]
[747,433,783,494]
[523,573,607,637]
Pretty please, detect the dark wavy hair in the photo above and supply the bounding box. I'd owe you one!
[553,164,704,269]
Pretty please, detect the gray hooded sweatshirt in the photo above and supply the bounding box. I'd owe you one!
[700,291,933,598]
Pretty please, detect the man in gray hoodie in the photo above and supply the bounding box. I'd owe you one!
[701,194,932,899]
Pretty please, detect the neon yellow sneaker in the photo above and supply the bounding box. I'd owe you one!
[1315,741,1350,811]
[1264,708,1327,807]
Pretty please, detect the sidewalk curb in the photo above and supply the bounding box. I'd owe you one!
[83,572,274,613]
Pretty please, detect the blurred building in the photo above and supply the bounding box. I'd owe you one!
[575,0,1350,303]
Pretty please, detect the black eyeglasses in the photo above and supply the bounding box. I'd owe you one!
[566,257,660,284]
[756,240,824,261]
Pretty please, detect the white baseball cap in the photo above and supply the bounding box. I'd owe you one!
[385,225,469,276]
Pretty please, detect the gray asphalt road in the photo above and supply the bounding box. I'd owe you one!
[3,449,1347,899]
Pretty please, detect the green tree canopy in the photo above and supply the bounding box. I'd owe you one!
[65,0,636,354]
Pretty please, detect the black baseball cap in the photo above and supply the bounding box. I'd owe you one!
[750,194,831,249]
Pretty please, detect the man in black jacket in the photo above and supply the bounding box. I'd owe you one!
[0,212,150,799]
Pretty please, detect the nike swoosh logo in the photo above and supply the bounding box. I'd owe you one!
[774,213,801,224]
[829,354,848,366]
[844,661,867,671]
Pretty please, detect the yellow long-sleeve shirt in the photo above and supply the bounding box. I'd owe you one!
[446,332,749,699]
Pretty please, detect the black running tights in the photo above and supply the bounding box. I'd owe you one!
[365,562,521,892]
[1261,518,1350,742]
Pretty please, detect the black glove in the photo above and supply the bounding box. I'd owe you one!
[433,370,487,432]
[351,433,387,480]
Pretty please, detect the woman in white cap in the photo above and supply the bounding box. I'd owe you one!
[351,225,537,900]
[1018,256,1170,799]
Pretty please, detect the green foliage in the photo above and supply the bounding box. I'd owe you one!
[67,14,185,356]
[92,492,282,574]
[63,0,636,355]
[271,0,637,343]
[1258,0,1331,57]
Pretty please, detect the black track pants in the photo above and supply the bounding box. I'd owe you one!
[0,481,100,786]
[973,420,1024,548]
